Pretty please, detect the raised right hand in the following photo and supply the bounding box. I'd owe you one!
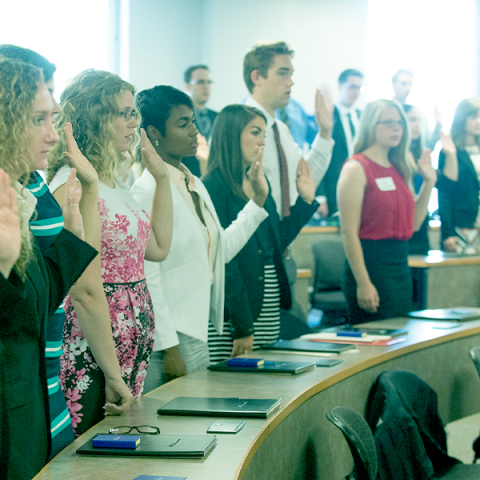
[140,129,169,182]
[440,132,456,157]
[0,169,20,278]
[64,122,98,190]
[247,146,268,207]
[357,281,380,313]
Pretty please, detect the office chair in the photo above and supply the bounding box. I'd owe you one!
[311,239,348,327]
[469,346,480,377]
[326,406,377,480]
[366,370,480,479]
[468,347,480,462]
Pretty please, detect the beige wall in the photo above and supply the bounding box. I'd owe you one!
[125,0,369,113]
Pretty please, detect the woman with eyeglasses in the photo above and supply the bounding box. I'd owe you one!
[0,58,97,480]
[47,69,173,435]
[337,99,436,324]
[437,98,480,252]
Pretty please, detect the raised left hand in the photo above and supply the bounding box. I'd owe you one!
[140,129,169,182]
[62,168,85,240]
[296,158,315,204]
[315,88,334,137]
[417,149,437,185]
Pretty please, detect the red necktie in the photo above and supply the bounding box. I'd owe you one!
[272,122,290,217]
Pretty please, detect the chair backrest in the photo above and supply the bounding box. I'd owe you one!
[312,238,346,289]
[326,406,378,480]
[469,347,480,377]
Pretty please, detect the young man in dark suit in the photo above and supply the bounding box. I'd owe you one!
[182,65,218,176]
[316,69,364,216]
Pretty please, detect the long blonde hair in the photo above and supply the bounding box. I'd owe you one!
[354,99,411,180]
[47,69,138,183]
[0,57,43,277]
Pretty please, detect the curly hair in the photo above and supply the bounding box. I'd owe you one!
[0,56,43,277]
[47,69,138,183]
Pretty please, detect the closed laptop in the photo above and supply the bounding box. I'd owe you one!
[157,397,281,419]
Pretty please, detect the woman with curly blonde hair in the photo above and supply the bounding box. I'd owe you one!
[48,69,173,435]
[0,57,97,480]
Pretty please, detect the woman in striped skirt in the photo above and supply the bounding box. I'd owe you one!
[202,105,319,362]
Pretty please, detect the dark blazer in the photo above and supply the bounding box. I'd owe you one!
[366,371,460,479]
[202,168,318,339]
[437,149,480,241]
[0,229,96,480]
[197,108,218,139]
[317,106,361,213]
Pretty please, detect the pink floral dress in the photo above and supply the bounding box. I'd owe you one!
[50,167,155,436]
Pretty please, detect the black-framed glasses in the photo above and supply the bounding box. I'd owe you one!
[109,425,160,435]
[119,109,139,122]
[189,79,213,86]
[377,119,404,129]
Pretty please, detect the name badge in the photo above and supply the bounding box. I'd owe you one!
[375,176,396,191]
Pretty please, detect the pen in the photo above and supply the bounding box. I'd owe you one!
[337,331,367,338]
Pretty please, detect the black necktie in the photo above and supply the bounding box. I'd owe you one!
[346,113,356,138]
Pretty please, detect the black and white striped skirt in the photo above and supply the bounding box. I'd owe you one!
[208,263,281,363]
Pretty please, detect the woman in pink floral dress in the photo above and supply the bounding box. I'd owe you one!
[47,70,173,435]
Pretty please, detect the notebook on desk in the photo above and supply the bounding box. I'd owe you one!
[157,397,281,419]
[208,359,316,374]
[76,434,217,458]
[261,339,355,355]
[407,307,480,321]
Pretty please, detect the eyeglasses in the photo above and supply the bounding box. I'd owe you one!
[189,80,213,86]
[377,120,404,128]
[345,84,364,92]
[109,425,160,435]
[119,110,139,122]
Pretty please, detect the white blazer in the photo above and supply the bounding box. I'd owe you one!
[131,169,268,352]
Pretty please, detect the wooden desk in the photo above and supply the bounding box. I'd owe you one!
[36,318,480,480]
[410,252,480,309]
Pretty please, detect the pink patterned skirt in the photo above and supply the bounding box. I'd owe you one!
[60,278,154,436]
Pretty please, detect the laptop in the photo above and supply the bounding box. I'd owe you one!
[208,359,316,375]
[157,397,281,419]
[261,340,355,354]
[76,434,217,458]
[407,307,480,321]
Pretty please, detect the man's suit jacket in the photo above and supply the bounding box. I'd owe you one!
[317,106,361,213]
[130,169,268,351]
[182,108,218,176]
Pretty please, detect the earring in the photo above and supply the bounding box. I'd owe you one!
[155,140,159,146]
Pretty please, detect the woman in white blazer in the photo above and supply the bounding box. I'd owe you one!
[131,86,269,392]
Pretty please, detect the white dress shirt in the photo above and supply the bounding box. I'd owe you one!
[336,102,360,159]
[245,96,334,218]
